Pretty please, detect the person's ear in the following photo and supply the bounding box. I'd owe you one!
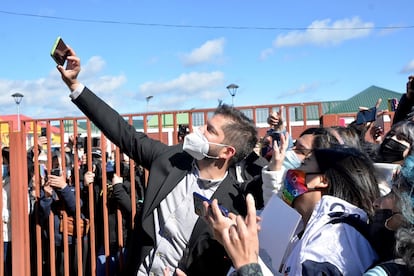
[315,175,329,189]
[220,146,236,159]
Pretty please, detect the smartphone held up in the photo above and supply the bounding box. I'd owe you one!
[50,36,70,66]
[356,107,377,125]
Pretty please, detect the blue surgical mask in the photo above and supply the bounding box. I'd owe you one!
[283,150,302,169]
[2,164,9,177]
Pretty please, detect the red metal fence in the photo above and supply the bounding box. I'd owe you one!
[2,102,378,276]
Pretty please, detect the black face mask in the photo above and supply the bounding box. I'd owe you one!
[368,209,397,262]
[379,138,408,163]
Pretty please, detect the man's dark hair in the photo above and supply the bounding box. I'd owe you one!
[214,104,258,165]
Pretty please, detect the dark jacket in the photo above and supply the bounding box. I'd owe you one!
[72,87,247,275]
[393,94,414,125]
[39,185,82,245]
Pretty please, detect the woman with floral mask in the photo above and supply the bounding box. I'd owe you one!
[261,127,340,207]
[364,155,414,275]
[206,146,381,276]
[278,146,380,275]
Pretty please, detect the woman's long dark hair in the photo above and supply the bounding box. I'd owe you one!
[315,146,380,217]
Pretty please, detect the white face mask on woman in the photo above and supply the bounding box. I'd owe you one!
[183,128,230,160]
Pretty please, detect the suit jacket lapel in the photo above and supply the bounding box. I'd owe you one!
[143,167,187,219]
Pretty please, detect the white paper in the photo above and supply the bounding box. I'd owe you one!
[374,162,400,188]
[258,193,302,274]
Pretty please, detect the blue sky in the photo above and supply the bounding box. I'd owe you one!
[1,1,413,119]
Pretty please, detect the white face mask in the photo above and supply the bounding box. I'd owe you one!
[183,128,230,160]
[283,150,302,169]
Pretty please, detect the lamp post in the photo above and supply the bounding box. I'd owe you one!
[11,92,24,131]
[146,95,153,112]
[226,84,239,106]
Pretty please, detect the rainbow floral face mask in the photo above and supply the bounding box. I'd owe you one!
[282,169,313,206]
[282,169,323,206]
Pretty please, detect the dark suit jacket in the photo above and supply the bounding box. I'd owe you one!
[73,87,247,275]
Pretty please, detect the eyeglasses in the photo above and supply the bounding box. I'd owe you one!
[293,147,313,157]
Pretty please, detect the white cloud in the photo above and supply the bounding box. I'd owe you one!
[273,17,374,48]
[80,56,107,80]
[138,71,226,109]
[0,56,127,118]
[181,38,226,66]
[401,59,414,73]
[139,71,224,95]
[259,48,274,61]
[88,75,127,94]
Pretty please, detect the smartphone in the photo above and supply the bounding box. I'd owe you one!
[41,127,47,137]
[50,37,70,66]
[271,131,281,146]
[193,192,229,217]
[356,107,377,125]
[387,98,398,112]
[375,114,384,130]
[51,168,61,176]
[39,164,46,178]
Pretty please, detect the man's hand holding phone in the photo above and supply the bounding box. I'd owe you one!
[50,37,70,66]
[193,192,229,217]
[203,197,236,246]
[51,37,81,92]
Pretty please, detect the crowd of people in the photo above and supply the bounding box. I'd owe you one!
[204,76,414,276]
[1,45,414,276]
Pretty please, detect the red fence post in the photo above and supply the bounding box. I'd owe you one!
[9,131,30,276]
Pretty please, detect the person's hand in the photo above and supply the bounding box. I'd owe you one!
[163,267,186,276]
[204,199,237,246]
[208,194,260,270]
[47,174,67,190]
[56,47,81,92]
[268,132,290,171]
[370,124,384,144]
[38,136,47,146]
[112,174,123,186]
[267,112,281,127]
[43,184,54,198]
[83,171,95,187]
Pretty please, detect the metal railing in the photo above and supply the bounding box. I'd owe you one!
[1,102,328,276]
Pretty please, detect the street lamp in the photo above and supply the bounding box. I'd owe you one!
[146,95,153,112]
[226,84,239,106]
[11,92,24,131]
